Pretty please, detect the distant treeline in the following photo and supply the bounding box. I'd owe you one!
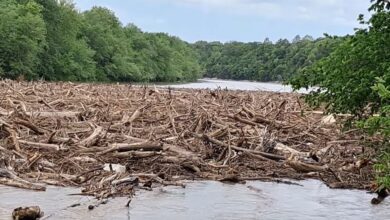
[0,0,201,82]
[193,36,343,82]
[0,0,342,83]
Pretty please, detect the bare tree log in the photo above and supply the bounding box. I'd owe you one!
[12,206,44,220]
[286,159,328,173]
[0,168,46,191]
[129,173,185,188]
[78,126,104,147]
[19,140,60,152]
[199,134,285,161]
[112,151,163,159]
[274,143,310,157]
[26,111,80,118]
[13,119,45,135]
[99,142,163,155]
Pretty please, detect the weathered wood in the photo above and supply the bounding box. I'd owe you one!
[0,168,46,191]
[99,142,163,155]
[200,134,285,161]
[112,151,162,159]
[13,119,45,135]
[12,206,44,220]
[78,126,104,147]
[286,159,328,173]
[19,140,60,152]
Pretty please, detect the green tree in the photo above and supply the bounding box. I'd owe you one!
[193,36,338,82]
[0,0,46,79]
[290,0,390,189]
[35,0,96,81]
[290,1,390,116]
[82,7,141,81]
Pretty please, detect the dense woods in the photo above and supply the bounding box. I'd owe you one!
[0,0,201,82]
[193,36,342,82]
[0,0,343,83]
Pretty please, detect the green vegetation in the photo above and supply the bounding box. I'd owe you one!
[0,0,200,82]
[291,0,390,189]
[0,0,343,83]
[193,36,342,82]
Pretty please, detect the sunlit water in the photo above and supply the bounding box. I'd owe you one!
[0,80,385,220]
[158,79,312,93]
[0,180,388,220]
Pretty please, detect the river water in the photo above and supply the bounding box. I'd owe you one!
[158,78,312,93]
[1,79,388,219]
[0,180,389,220]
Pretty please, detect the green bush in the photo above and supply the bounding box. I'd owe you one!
[290,0,390,189]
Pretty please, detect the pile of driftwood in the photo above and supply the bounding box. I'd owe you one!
[0,80,375,199]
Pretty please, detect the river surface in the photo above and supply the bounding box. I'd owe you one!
[1,80,388,219]
[158,78,312,93]
[0,180,389,220]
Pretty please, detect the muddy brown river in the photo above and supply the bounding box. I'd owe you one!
[1,80,388,219]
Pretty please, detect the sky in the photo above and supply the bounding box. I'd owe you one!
[73,0,370,43]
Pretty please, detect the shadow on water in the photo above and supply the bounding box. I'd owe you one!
[1,180,389,220]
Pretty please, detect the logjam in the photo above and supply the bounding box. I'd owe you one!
[0,79,377,199]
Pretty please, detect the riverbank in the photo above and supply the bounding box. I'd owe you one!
[0,80,375,200]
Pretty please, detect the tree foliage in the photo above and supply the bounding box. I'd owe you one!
[0,0,46,79]
[0,0,200,82]
[291,0,390,189]
[290,0,390,116]
[193,36,341,82]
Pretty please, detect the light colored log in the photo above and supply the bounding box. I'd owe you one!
[19,140,60,152]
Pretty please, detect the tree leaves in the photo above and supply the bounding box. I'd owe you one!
[193,36,341,82]
[0,0,200,83]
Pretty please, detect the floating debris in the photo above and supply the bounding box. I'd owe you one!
[0,80,376,200]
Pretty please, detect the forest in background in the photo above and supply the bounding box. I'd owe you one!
[0,0,342,83]
[0,0,201,82]
[193,36,342,82]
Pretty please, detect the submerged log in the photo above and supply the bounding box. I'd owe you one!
[12,206,43,220]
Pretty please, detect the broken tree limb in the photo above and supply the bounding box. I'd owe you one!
[286,159,328,173]
[0,168,46,191]
[3,126,21,152]
[13,118,45,135]
[78,126,104,147]
[26,111,80,118]
[274,143,310,158]
[112,151,163,159]
[199,134,285,161]
[99,142,163,155]
[129,173,185,188]
[18,140,60,152]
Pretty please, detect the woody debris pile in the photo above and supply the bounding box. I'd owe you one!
[0,80,376,200]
